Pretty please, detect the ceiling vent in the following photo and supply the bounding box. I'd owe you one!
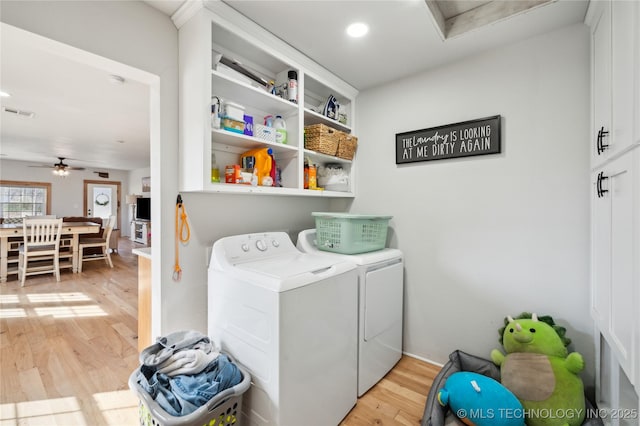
[2,107,36,118]
[2,106,35,119]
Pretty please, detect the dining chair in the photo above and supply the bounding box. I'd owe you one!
[78,215,117,272]
[18,218,63,286]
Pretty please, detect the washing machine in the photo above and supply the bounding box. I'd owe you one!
[208,232,358,426]
[297,229,404,396]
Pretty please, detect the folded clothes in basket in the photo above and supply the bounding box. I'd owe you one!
[136,330,242,417]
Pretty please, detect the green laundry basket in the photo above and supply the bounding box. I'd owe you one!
[312,212,392,254]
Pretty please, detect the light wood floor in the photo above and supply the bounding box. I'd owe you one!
[340,357,441,426]
[1,239,441,425]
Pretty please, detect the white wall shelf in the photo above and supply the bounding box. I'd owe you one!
[212,70,298,117]
[183,183,352,197]
[178,4,358,197]
[303,108,351,133]
[212,129,299,155]
[303,149,352,165]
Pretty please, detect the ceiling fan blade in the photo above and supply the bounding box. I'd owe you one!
[27,157,86,170]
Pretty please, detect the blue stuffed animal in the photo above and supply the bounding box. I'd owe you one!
[438,372,525,426]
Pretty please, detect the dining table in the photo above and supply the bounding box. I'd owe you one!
[0,221,101,283]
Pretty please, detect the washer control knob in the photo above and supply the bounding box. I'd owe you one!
[241,243,250,252]
[256,240,267,251]
[272,239,280,248]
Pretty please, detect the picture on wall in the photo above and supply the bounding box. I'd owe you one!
[142,177,151,193]
[396,115,501,164]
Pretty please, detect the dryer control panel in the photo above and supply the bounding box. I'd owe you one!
[211,232,297,266]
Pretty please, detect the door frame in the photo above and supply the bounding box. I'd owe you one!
[83,179,122,227]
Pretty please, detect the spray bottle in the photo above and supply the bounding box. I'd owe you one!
[287,70,298,103]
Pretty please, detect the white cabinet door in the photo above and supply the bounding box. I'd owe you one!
[591,168,611,328]
[610,1,637,157]
[591,1,611,167]
[592,151,637,385]
[636,3,640,147]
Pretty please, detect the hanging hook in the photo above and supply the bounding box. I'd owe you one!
[173,194,190,282]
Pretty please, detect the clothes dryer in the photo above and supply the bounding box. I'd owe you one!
[297,228,404,396]
[208,232,358,426]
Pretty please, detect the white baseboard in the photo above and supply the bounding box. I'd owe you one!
[402,351,445,368]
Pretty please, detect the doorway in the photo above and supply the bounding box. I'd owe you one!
[2,18,162,380]
[84,180,122,224]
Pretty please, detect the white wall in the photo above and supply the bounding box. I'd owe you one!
[128,168,152,199]
[350,24,594,389]
[0,158,129,228]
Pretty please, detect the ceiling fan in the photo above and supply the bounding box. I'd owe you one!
[29,157,86,176]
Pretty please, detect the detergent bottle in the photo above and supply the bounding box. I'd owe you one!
[240,147,273,186]
[273,115,287,144]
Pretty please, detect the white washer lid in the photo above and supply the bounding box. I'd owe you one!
[236,252,336,278]
[232,252,356,292]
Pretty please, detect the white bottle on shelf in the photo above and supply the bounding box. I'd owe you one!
[274,115,287,144]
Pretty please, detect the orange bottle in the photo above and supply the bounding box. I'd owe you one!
[308,164,317,189]
[304,163,309,189]
[240,148,272,186]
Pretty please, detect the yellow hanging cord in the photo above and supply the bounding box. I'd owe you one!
[173,194,190,281]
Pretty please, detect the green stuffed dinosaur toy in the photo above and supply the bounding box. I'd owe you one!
[490,313,585,426]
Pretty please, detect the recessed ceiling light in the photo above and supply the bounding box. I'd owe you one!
[109,75,125,85]
[0,91,10,97]
[346,22,369,38]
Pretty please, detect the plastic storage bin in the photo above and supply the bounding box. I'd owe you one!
[312,212,392,254]
[128,360,251,426]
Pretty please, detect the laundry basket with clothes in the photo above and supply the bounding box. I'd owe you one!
[129,330,250,426]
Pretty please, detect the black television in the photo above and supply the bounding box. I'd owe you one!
[136,197,151,221]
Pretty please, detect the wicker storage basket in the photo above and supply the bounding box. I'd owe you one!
[304,124,340,156]
[337,134,358,160]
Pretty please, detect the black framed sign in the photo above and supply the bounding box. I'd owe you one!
[396,115,501,164]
